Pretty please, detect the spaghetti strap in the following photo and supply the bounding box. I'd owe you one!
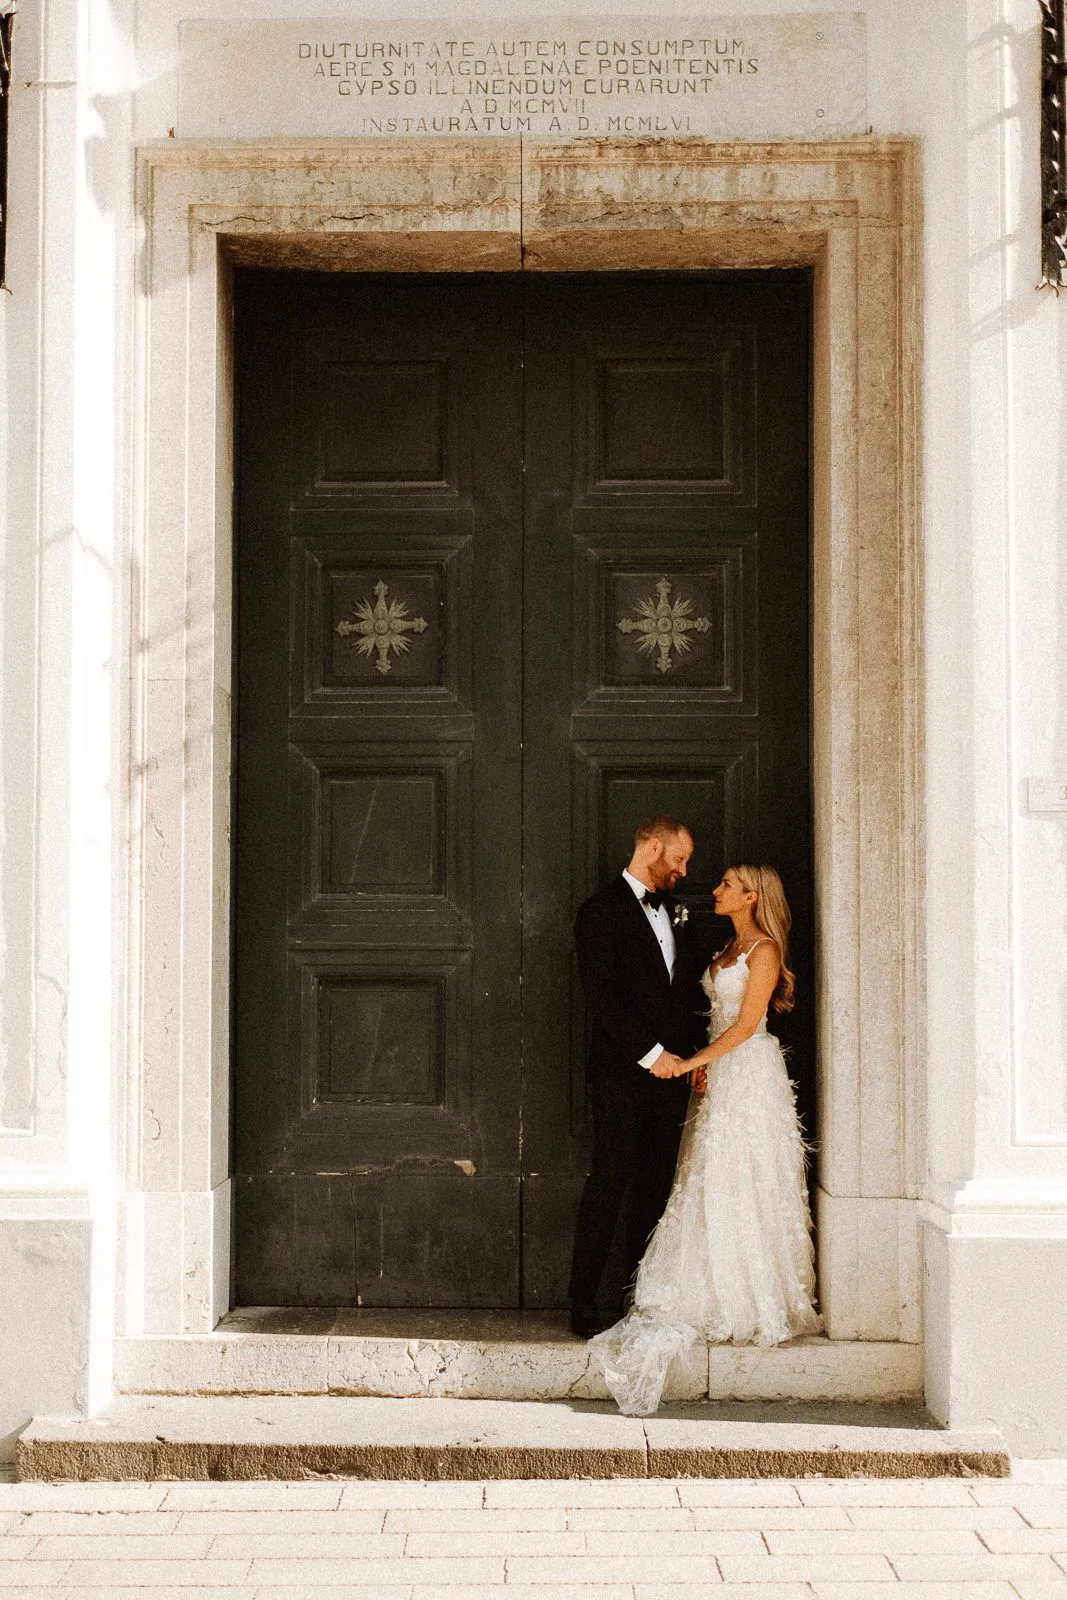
[741,936,774,959]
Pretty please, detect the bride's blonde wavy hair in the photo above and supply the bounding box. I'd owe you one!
[731,864,796,1013]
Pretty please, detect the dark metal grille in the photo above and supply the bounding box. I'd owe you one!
[1041,0,1067,288]
[0,10,11,288]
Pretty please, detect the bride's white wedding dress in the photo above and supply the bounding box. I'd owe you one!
[589,944,821,1416]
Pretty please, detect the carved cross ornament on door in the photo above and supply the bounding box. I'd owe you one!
[617,578,711,675]
[335,580,429,676]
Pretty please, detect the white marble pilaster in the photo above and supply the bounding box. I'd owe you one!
[920,0,1067,1453]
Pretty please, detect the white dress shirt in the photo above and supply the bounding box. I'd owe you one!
[622,868,676,1070]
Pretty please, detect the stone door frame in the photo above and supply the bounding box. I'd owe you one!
[123,138,922,1370]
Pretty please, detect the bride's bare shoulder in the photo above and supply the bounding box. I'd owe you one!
[747,939,781,972]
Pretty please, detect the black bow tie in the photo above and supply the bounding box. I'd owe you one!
[641,890,666,911]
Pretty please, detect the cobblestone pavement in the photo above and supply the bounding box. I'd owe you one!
[1,1464,1067,1599]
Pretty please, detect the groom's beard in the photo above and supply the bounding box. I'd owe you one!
[651,867,680,892]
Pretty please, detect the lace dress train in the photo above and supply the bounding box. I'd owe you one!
[589,952,821,1416]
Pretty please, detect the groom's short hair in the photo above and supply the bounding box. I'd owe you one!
[635,814,690,847]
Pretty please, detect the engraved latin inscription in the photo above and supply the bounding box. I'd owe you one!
[179,16,868,140]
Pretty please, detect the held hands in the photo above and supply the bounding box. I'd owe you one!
[648,1049,684,1079]
[648,1049,707,1093]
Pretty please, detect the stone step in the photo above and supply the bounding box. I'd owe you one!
[17,1395,1009,1482]
[115,1310,923,1404]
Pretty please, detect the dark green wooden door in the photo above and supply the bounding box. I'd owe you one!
[233,272,810,1308]
[520,275,812,1306]
[234,277,524,1305]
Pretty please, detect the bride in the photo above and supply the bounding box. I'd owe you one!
[589,863,821,1417]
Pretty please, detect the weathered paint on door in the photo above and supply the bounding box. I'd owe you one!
[233,273,811,1307]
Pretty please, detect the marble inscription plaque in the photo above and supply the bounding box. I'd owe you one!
[178,14,866,139]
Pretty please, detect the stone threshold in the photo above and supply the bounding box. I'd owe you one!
[17,1395,1009,1482]
[114,1311,923,1405]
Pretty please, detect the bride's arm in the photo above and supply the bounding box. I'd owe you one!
[683,943,781,1071]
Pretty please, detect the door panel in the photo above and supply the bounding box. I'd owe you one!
[234,277,522,1305]
[520,276,811,1306]
[233,272,811,1309]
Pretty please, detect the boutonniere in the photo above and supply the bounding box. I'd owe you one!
[672,903,689,927]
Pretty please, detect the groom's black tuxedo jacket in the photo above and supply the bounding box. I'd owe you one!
[574,876,708,1085]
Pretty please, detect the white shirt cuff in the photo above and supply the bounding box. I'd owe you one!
[638,1042,665,1070]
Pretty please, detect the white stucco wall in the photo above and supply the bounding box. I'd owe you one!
[0,0,1065,1455]
[916,0,1067,1452]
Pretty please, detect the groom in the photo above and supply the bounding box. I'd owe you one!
[568,815,707,1338]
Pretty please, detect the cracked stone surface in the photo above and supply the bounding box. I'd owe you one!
[16,1396,1009,1482]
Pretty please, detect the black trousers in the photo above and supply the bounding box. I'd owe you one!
[568,1069,690,1307]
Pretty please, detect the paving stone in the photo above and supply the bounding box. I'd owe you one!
[402,1527,585,1555]
[890,1552,1067,1580]
[0,1590,71,1600]
[412,1589,633,1600]
[970,1484,1067,1508]
[483,1478,675,1504]
[1012,1464,1067,1486]
[56,1557,252,1585]
[250,1589,412,1600]
[798,1481,985,1506]
[718,1552,896,1580]
[0,1587,73,1600]
[28,1533,215,1559]
[64,1591,258,1600]
[484,1479,678,1506]
[505,1553,723,1582]
[7,1469,1067,1600]
[208,1530,406,1559]
[811,1586,1018,1600]
[0,1565,72,1585]
[765,1527,986,1552]
[1016,1497,1067,1528]
[162,1482,343,1510]
[636,1588,812,1600]
[845,1506,1027,1529]
[690,1505,851,1528]
[339,1483,485,1509]
[384,1506,566,1530]
[248,1556,504,1584]
[249,1589,411,1600]
[977,1525,1067,1551]
[564,1505,696,1528]
[177,1508,386,1533]
[676,1482,804,1506]
[580,1528,764,1555]
[0,1482,167,1510]
[14,1509,184,1533]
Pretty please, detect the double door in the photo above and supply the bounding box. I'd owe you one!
[233,272,811,1307]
